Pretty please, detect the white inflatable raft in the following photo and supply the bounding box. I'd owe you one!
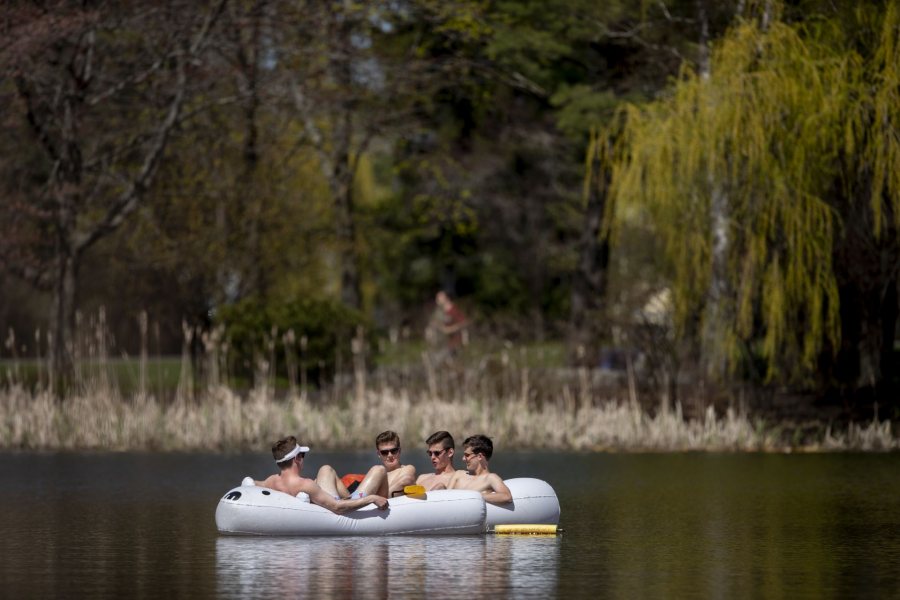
[216,487,485,536]
[216,477,559,536]
[485,478,560,528]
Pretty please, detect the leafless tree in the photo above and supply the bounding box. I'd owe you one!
[0,0,226,376]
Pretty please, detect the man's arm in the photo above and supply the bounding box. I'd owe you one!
[442,306,468,333]
[446,470,466,489]
[388,465,417,495]
[482,474,513,505]
[443,321,467,334]
[303,480,389,514]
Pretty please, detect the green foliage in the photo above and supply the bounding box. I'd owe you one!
[368,156,482,308]
[216,298,369,382]
[552,85,620,139]
[612,2,900,383]
[473,251,527,313]
[866,2,900,236]
[616,20,845,379]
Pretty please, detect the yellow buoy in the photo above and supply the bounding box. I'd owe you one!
[493,524,559,535]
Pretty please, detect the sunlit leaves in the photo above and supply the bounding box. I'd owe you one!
[611,6,900,382]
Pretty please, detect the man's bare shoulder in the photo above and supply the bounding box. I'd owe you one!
[449,471,484,490]
[267,473,315,496]
[259,474,280,488]
[295,475,322,492]
[452,469,471,482]
[258,473,292,493]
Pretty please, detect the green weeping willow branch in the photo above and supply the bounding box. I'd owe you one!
[609,3,900,382]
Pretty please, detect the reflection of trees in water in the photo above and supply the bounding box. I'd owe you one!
[216,535,560,598]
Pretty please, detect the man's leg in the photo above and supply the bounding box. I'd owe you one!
[315,465,351,498]
[355,465,388,497]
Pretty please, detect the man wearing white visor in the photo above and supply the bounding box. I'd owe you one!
[254,436,388,513]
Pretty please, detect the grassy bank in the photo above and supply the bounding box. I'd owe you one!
[1,380,896,452]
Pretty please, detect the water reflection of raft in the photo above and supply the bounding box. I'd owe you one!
[215,478,560,536]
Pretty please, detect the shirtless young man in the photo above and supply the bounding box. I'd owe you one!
[254,436,388,513]
[415,430,457,491]
[447,434,512,505]
[375,430,417,497]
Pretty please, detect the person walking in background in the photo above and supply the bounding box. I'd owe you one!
[415,430,458,491]
[435,290,468,353]
[426,291,469,373]
[448,434,512,505]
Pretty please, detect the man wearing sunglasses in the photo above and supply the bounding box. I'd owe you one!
[415,430,458,491]
[375,430,417,497]
[448,434,512,505]
[254,436,389,513]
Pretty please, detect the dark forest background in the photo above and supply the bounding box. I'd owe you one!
[1,0,898,419]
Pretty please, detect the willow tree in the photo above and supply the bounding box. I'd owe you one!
[612,2,900,392]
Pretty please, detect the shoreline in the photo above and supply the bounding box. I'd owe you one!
[1,384,896,453]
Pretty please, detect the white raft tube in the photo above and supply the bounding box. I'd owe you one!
[215,477,560,536]
[216,486,486,536]
[484,478,560,529]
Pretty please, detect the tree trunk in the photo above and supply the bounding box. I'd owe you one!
[878,276,898,405]
[236,0,266,299]
[333,160,362,311]
[832,198,900,411]
[697,0,732,378]
[5,2,223,382]
[702,185,730,376]
[329,12,362,312]
[52,249,78,379]
[569,149,610,365]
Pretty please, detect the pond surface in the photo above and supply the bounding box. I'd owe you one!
[1,451,898,598]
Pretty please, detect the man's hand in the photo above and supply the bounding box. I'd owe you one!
[372,496,389,510]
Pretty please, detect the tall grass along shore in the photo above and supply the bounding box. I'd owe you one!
[1,317,897,452]
[1,379,896,453]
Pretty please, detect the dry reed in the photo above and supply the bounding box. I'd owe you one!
[1,313,896,452]
[1,382,897,452]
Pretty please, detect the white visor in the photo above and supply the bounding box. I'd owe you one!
[276,444,310,464]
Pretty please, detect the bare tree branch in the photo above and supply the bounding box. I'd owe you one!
[74,53,185,252]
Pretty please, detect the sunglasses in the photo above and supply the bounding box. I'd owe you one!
[379,447,400,456]
[426,449,448,457]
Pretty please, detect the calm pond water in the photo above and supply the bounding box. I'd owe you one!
[1,451,898,598]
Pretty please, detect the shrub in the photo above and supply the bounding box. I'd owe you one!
[216,298,370,385]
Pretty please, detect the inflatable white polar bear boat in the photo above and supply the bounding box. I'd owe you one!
[215,478,560,536]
